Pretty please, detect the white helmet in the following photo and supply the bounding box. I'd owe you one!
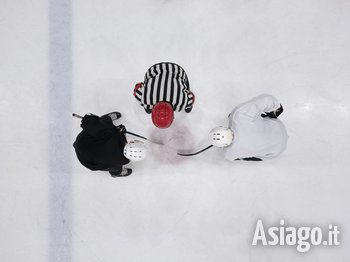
[123,140,147,161]
[208,126,234,147]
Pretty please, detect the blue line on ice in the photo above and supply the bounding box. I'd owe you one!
[49,0,72,261]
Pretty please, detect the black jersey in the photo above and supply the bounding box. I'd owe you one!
[134,62,195,113]
[73,115,130,171]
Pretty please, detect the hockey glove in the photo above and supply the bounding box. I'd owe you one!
[261,104,283,119]
[82,114,95,121]
[116,124,126,134]
[80,114,107,136]
[81,114,98,127]
[116,125,127,143]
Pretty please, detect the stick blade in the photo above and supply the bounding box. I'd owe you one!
[177,145,213,157]
[148,139,164,145]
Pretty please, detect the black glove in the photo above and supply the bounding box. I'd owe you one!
[116,124,127,143]
[81,114,98,127]
[116,124,126,134]
[261,104,283,119]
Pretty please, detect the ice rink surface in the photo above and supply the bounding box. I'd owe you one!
[1,0,350,261]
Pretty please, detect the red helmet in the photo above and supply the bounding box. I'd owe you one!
[151,102,174,129]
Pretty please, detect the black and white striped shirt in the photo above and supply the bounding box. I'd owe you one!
[134,62,195,113]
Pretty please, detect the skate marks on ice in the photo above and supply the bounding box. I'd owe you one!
[150,125,195,164]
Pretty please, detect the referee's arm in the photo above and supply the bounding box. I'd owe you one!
[133,83,143,102]
[184,91,195,112]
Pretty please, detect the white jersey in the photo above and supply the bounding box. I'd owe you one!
[224,94,288,161]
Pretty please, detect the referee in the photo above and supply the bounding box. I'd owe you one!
[133,62,195,128]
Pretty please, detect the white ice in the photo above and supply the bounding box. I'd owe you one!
[1,0,350,261]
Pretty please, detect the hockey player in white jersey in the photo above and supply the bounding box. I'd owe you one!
[209,94,288,161]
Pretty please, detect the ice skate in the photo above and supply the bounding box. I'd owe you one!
[103,112,122,121]
[109,168,132,177]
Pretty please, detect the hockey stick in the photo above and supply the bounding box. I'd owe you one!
[125,131,163,145]
[72,113,163,145]
[177,145,213,156]
[72,113,83,119]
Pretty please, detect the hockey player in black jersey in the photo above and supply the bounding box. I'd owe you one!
[134,62,195,129]
[73,112,147,177]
